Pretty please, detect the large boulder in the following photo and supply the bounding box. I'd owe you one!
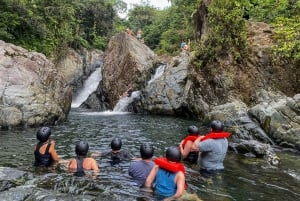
[0,40,72,128]
[102,32,158,108]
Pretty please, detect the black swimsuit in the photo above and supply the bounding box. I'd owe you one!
[34,142,52,167]
[74,157,86,176]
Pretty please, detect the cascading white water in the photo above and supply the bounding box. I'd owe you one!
[113,91,141,112]
[111,64,166,113]
[148,64,166,84]
[71,67,102,108]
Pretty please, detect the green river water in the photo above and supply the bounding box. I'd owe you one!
[0,109,299,200]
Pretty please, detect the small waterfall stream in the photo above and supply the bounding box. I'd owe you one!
[148,64,166,84]
[71,67,102,108]
[71,63,166,112]
[112,64,166,112]
[113,91,141,112]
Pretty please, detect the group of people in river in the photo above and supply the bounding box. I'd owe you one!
[34,120,230,201]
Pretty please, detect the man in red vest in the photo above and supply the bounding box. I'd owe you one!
[192,120,230,177]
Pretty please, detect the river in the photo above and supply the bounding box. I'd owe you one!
[0,109,299,200]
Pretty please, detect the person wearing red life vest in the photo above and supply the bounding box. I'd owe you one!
[192,120,231,176]
[145,146,186,200]
[179,125,202,164]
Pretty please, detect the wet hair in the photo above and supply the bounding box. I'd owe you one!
[140,143,154,159]
[111,138,122,151]
[166,146,181,162]
[75,141,89,156]
[187,125,199,135]
[36,127,51,142]
[210,120,224,132]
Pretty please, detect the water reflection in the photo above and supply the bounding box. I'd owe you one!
[0,110,299,200]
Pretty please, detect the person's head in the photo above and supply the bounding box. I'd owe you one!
[140,143,154,160]
[75,141,89,156]
[187,125,199,136]
[166,146,181,162]
[210,120,224,132]
[111,138,122,151]
[36,127,51,142]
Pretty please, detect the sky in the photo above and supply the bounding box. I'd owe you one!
[119,0,171,18]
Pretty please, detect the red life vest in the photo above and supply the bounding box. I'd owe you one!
[154,157,188,189]
[154,157,185,174]
[200,132,231,142]
[182,135,201,148]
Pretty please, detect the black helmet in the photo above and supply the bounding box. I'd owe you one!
[211,120,224,132]
[75,141,89,156]
[36,127,51,142]
[111,138,122,151]
[140,143,154,159]
[166,146,181,162]
[187,125,199,135]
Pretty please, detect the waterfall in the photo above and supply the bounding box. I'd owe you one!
[148,64,166,84]
[113,91,141,112]
[71,67,102,108]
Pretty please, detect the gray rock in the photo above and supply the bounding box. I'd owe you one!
[230,140,280,166]
[141,52,191,115]
[0,40,72,128]
[0,167,33,192]
[249,90,300,150]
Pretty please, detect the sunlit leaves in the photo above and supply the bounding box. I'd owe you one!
[273,16,300,59]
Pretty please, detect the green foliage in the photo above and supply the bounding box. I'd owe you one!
[93,35,108,50]
[157,29,181,55]
[130,0,198,55]
[244,0,299,23]
[196,0,247,64]
[241,0,300,62]
[0,0,120,62]
[127,5,157,30]
[272,16,300,60]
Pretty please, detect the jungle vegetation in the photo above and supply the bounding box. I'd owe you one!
[0,0,299,63]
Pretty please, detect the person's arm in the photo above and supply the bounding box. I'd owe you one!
[91,151,101,157]
[145,165,159,188]
[122,150,136,160]
[179,140,193,159]
[67,158,76,169]
[91,158,99,172]
[163,171,185,201]
[49,141,59,162]
[191,136,201,151]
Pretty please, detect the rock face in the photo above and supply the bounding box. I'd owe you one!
[102,32,158,108]
[56,48,103,92]
[249,91,300,150]
[141,52,194,115]
[181,21,300,151]
[55,48,105,109]
[0,40,72,128]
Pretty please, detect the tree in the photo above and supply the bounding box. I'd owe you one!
[195,0,247,64]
